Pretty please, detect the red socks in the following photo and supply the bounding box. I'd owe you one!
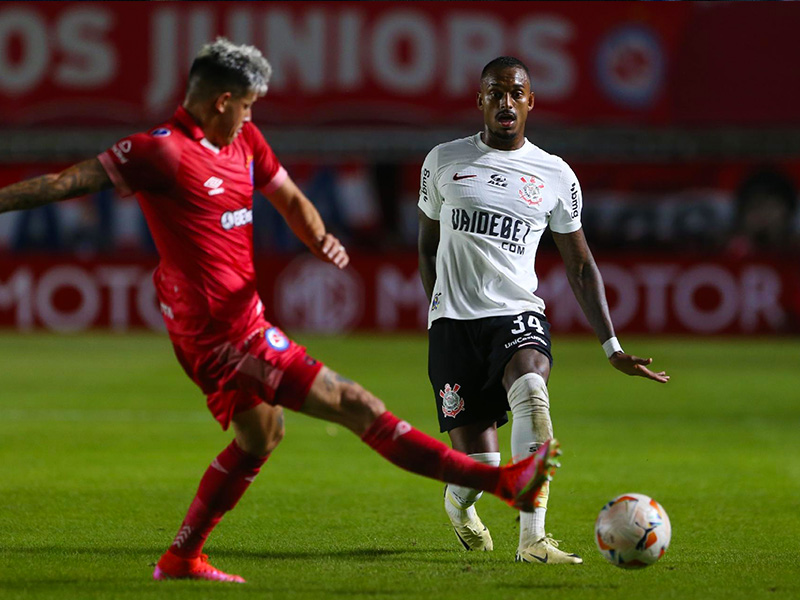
[168,413,506,559]
[361,411,500,494]
[169,440,267,558]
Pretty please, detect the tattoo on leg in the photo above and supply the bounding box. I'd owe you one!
[324,370,336,392]
[323,369,354,393]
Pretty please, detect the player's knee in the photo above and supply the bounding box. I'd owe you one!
[503,349,550,390]
[263,410,285,453]
[507,373,550,418]
[235,407,285,456]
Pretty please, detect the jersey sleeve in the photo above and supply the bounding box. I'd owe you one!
[97,132,178,198]
[549,160,583,234]
[418,146,444,220]
[247,124,288,194]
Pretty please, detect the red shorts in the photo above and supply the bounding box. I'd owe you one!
[170,323,324,430]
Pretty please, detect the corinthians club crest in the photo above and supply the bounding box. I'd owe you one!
[518,175,545,207]
[439,383,464,418]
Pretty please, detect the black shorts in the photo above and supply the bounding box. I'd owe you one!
[428,311,553,433]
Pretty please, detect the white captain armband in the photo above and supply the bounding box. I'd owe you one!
[602,337,623,359]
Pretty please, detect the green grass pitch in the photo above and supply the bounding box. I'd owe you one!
[0,333,798,599]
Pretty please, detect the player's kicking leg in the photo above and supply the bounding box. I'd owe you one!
[505,350,582,565]
[300,367,561,512]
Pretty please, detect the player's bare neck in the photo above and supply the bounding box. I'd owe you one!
[481,130,525,151]
[183,101,226,147]
[182,101,206,126]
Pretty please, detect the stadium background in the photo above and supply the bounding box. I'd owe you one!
[1,1,799,336]
[2,4,800,597]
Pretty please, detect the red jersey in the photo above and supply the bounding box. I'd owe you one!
[99,106,288,345]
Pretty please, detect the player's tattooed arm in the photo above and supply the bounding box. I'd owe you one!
[553,229,669,383]
[0,158,112,215]
[418,209,440,301]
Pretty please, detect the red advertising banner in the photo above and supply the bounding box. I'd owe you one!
[1,254,797,335]
[1,2,797,127]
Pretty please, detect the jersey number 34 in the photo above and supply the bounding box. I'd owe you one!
[511,314,545,335]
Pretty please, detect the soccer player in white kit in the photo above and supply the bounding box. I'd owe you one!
[418,57,670,564]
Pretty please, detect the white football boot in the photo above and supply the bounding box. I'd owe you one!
[516,535,583,564]
[444,487,493,551]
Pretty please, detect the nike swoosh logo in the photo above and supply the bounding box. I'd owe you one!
[454,529,472,551]
[516,551,549,564]
[453,173,476,180]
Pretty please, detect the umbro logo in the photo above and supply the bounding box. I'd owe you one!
[204,176,225,196]
[453,173,476,181]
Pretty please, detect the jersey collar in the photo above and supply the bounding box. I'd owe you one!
[473,132,532,156]
[173,106,206,141]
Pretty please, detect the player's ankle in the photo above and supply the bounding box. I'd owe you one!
[167,547,201,560]
[445,496,478,524]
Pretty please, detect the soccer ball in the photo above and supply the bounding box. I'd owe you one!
[595,493,671,569]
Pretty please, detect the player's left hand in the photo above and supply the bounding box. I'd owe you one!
[316,233,350,269]
[609,352,670,383]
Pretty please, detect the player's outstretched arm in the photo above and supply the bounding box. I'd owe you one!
[265,176,349,269]
[552,229,669,383]
[417,209,440,301]
[0,158,112,216]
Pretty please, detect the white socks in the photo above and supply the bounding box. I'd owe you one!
[444,372,553,548]
[508,373,553,547]
[444,452,501,523]
[520,482,548,544]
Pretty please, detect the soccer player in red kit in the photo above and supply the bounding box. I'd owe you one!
[0,39,561,583]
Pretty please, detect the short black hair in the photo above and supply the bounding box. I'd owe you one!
[481,56,530,83]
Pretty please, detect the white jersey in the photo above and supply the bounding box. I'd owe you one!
[418,133,582,328]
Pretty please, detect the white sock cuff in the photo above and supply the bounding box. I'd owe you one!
[468,452,501,467]
[507,373,549,412]
[446,453,501,509]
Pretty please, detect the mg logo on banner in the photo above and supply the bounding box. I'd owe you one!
[274,256,363,333]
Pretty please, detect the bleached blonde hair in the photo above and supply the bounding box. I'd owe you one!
[189,37,272,97]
